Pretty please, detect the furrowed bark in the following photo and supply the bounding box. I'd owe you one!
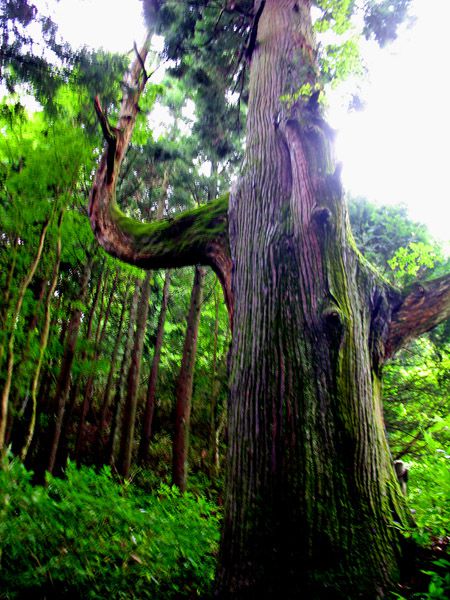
[217,1,413,597]
[385,274,450,358]
[88,37,233,316]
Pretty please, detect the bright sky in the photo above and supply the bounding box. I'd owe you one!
[34,0,449,244]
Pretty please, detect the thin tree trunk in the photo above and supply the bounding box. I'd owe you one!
[106,277,141,467]
[0,218,50,453]
[138,270,171,464]
[172,266,205,492]
[74,266,113,462]
[118,271,152,479]
[98,268,119,347]
[209,282,221,476]
[98,276,131,451]
[0,240,19,372]
[0,240,18,331]
[20,211,64,460]
[46,256,93,473]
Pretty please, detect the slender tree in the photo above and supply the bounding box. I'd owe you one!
[107,277,141,467]
[47,256,93,474]
[172,266,205,491]
[89,6,450,597]
[20,211,64,460]
[74,266,117,462]
[118,271,152,478]
[0,218,50,452]
[98,276,132,450]
[138,270,171,464]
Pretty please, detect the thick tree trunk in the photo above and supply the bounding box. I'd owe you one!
[118,271,152,478]
[172,266,205,492]
[138,270,171,464]
[87,11,450,598]
[217,2,411,597]
[47,257,92,474]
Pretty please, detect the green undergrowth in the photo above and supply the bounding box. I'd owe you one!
[0,459,221,599]
[391,431,450,599]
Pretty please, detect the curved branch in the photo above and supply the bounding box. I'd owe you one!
[385,274,450,358]
[88,35,233,315]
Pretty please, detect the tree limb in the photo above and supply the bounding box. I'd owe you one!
[385,274,450,358]
[88,34,233,316]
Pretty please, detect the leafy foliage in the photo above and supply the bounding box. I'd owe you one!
[0,458,220,599]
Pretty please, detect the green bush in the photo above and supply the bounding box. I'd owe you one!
[407,428,450,544]
[391,430,450,599]
[0,459,221,599]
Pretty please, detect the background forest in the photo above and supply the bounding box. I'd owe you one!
[0,1,449,598]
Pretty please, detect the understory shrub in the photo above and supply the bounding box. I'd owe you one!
[0,458,221,599]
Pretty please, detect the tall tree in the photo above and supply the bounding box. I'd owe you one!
[172,266,205,491]
[89,2,450,597]
[0,217,50,452]
[47,256,93,474]
[138,270,171,464]
[20,210,64,461]
[107,277,141,467]
[118,271,152,478]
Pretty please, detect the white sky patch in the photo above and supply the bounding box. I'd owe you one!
[327,0,450,243]
[198,160,212,178]
[147,102,174,139]
[181,99,196,122]
[35,0,147,53]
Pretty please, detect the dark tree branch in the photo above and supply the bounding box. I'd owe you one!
[133,41,149,83]
[385,274,450,358]
[88,32,233,317]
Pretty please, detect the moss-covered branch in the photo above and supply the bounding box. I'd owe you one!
[88,35,233,314]
[385,273,450,358]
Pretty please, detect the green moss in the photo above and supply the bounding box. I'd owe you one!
[110,193,230,256]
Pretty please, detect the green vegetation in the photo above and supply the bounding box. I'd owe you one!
[0,1,448,598]
[0,458,220,599]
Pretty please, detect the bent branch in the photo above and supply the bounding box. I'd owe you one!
[88,35,233,314]
[385,274,450,358]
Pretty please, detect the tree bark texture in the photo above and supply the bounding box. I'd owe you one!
[118,272,152,478]
[218,2,412,597]
[87,4,450,596]
[88,40,233,316]
[172,266,205,492]
[139,270,171,464]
